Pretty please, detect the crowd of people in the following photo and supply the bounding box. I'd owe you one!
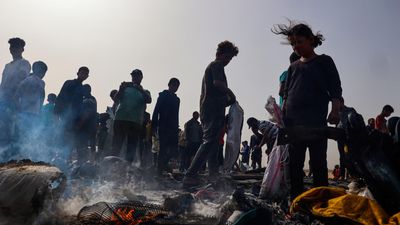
[0,21,398,201]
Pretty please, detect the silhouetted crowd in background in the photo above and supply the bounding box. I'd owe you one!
[1,21,399,201]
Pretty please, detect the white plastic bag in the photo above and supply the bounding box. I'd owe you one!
[224,102,244,171]
[259,142,290,199]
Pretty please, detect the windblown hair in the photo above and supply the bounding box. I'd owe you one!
[216,40,239,57]
[272,20,325,48]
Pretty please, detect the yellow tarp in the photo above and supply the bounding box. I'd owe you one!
[290,187,400,225]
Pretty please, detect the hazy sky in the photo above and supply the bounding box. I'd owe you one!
[1,0,399,168]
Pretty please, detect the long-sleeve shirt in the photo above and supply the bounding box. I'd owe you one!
[152,90,180,133]
[284,54,342,127]
[0,58,31,103]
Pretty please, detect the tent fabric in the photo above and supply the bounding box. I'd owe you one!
[290,187,400,225]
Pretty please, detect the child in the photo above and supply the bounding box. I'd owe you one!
[272,21,342,200]
[332,165,340,180]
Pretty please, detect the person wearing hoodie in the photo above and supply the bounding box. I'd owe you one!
[152,78,180,175]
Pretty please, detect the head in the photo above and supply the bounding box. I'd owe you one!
[110,89,118,101]
[289,51,300,63]
[77,66,89,82]
[130,69,143,85]
[367,118,375,128]
[192,111,199,120]
[216,40,239,66]
[272,21,324,57]
[8,37,25,59]
[82,84,91,97]
[32,61,48,79]
[242,141,248,146]
[334,165,340,169]
[247,117,259,130]
[47,93,57,103]
[168,78,180,93]
[382,105,394,117]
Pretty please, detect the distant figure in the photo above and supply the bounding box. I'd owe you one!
[250,134,262,170]
[97,89,118,157]
[247,117,278,156]
[332,165,340,180]
[112,69,151,164]
[55,66,89,159]
[152,78,180,175]
[336,97,357,180]
[366,118,376,134]
[273,21,342,200]
[375,105,394,134]
[183,41,238,187]
[0,37,31,104]
[41,93,57,128]
[278,52,300,108]
[15,61,47,141]
[182,111,203,171]
[240,141,250,165]
[0,37,31,146]
[76,84,97,163]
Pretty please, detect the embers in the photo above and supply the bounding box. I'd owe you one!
[77,201,169,225]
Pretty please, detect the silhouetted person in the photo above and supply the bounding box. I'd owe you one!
[366,118,376,134]
[336,97,356,180]
[182,111,203,171]
[240,141,250,165]
[152,78,180,175]
[76,84,97,163]
[0,37,31,148]
[0,38,31,104]
[273,22,342,200]
[111,69,151,164]
[375,105,394,134]
[15,61,47,139]
[279,52,300,108]
[183,41,238,187]
[54,66,89,161]
[41,93,57,128]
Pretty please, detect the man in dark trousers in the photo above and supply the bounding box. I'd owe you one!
[182,111,203,171]
[112,69,151,164]
[183,41,238,187]
[152,78,180,175]
[55,66,89,161]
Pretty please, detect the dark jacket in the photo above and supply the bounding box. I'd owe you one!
[152,90,180,133]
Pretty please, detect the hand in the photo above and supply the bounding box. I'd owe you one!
[327,110,340,125]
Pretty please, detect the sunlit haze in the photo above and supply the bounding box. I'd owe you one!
[1,0,399,168]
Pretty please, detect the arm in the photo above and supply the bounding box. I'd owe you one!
[325,56,343,125]
[151,96,162,134]
[211,63,236,105]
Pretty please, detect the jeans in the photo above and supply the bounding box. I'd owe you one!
[111,120,142,163]
[186,116,224,177]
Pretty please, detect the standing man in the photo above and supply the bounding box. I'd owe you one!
[15,61,47,137]
[183,41,238,187]
[182,111,203,171]
[0,38,31,104]
[0,37,31,148]
[112,69,151,164]
[152,78,180,175]
[375,105,394,134]
[55,66,89,161]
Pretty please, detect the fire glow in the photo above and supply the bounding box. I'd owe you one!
[110,207,159,225]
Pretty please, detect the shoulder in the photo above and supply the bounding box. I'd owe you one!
[317,54,336,65]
